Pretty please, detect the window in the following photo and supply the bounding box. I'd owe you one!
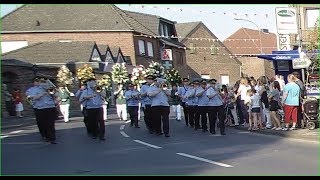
[277,60,290,71]
[220,75,230,85]
[1,41,28,54]
[147,42,154,57]
[91,48,101,62]
[164,25,169,37]
[305,8,319,28]
[189,43,196,54]
[210,45,217,55]
[159,24,164,36]
[176,51,183,65]
[138,40,145,55]
[201,74,210,80]
[159,23,171,37]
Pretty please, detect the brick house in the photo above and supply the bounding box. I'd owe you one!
[175,21,242,85]
[1,41,135,116]
[223,28,276,79]
[1,4,187,77]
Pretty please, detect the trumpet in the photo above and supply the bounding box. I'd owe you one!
[95,86,103,93]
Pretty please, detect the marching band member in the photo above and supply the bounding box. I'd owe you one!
[147,78,171,137]
[125,82,140,128]
[79,79,107,140]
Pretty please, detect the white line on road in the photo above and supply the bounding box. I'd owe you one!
[1,135,9,139]
[120,131,130,138]
[9,130,24,134]
[176,153,233,168]
[134,140,162,149]
[120,125,125,130]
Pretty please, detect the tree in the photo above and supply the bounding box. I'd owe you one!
[305,19,319,72]
[111,63,129,85]
[57,65,74,86]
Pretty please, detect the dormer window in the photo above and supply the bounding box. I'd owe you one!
[138,40,146,55]
[159,21,173,38]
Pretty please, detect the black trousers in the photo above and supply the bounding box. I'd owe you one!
[188,106,196,127]
[82,107,91,134]
[128,106,139,127]
[34,108,45,138]
[239,100,249,124]
[181,102,189,126]
[236,97,244,124]
[87,108,104,138]
[152,106,170,134]
[194,106,201,129]
[199,106,208,131]
[143,105,153,131]
[208,106,225,134]
[38,107,57,141]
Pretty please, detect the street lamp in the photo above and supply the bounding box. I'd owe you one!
[234,18,263,54]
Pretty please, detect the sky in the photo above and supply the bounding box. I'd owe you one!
[1,4,289,41]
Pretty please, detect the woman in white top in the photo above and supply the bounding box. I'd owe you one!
[236,77,252,125]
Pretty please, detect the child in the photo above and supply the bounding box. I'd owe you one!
[13,88,24,118]
[249,89,262,131]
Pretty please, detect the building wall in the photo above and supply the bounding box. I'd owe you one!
[133,36,161,67]
[1,65,82,118]
[183,24,241,84]
[1,32,136,64]
[238,57,275,80]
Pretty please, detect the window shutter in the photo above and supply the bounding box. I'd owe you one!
[210,45,217,55]
[190,43,196,54]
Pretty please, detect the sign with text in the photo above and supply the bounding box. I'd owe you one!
[277,34,291,51]
[275,7,298,34]
[161,49,172,61]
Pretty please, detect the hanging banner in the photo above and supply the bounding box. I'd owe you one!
[275,7,298,34]
[161,49,172,61]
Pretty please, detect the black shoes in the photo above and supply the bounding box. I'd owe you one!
[202,129,208,132]
[135,126,140,128]
[165,134,170,137]
[50,141,57,144]
[221,132,226,135]
[99,137,106,141]
[210,130,216,134]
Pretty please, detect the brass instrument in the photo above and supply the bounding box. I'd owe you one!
[40,79,57,95]
[95,86,102,93]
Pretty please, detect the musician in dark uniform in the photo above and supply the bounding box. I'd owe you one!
[177,78,190,126]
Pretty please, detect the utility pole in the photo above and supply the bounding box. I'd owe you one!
[296,4,305,83]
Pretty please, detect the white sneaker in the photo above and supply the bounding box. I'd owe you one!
[271,127,277,130]
[275,127,282,131]
[282,128,288,131]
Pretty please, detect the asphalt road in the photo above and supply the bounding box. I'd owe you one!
[1,116,319,175]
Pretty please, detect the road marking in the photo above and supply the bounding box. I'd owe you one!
[120,125,125,130]
[9,130,24,134]
[120,131,130,138]
[237,131,250,134]
[176,153,233,168]
[1,135,9,139]
[134,140,162,149]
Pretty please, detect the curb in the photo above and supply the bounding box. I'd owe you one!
[234,126,319,143]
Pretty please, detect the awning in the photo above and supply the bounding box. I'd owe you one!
[257,50,300,61]
[257,50,320,61]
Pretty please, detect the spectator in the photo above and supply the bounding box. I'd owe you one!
[13,88,24,118]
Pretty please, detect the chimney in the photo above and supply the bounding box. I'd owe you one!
[261,29,269,33]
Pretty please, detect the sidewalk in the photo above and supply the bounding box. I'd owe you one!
[234,125,319,142]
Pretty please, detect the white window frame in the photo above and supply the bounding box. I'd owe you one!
[220,74,230,85]
[164,24,169,37]
[138,40,145,55]
[147,42,154,57]
[159,24,164,36]
[305,8,320,28]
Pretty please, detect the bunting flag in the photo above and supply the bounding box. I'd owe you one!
[133,34,262,41]
[130,5,270,18]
